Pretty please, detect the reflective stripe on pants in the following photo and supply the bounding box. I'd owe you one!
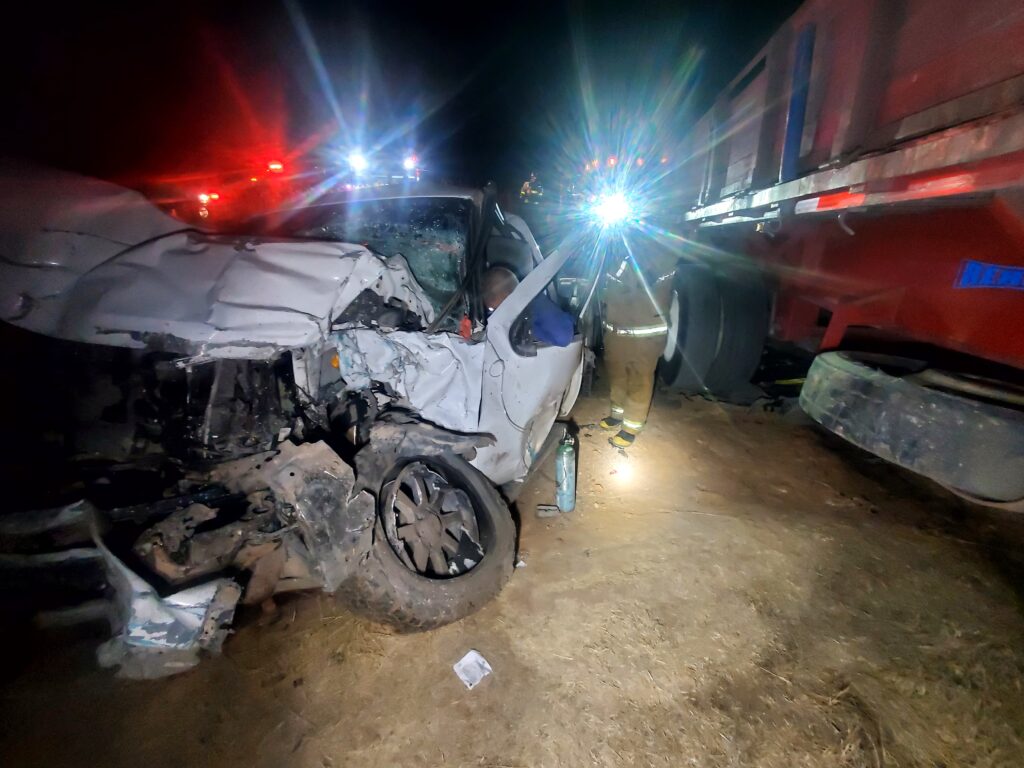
[603,322,669,337]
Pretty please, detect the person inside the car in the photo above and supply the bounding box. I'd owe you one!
[482,266,575,347]
[482,266,520,313]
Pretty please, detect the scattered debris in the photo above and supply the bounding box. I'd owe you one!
[210,440,375,595]
[453,650,492,689]
[825,493,865,509]
[515,558,527,568]
[536,504,561,519]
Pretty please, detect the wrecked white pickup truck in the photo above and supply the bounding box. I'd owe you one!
[0,167,585,677]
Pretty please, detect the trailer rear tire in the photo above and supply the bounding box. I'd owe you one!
[703,270,770,401]
[659,263,722,393]
[659,264,769,401]
[800,351,1024,504]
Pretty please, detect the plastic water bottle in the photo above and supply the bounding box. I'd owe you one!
[555,432,576,513]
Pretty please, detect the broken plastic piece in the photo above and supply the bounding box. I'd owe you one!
[453,649,492,689]
[92,518,241,679]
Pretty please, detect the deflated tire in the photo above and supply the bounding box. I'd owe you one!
[334,454,515,631]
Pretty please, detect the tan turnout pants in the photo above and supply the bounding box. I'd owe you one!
[604,332,666,432]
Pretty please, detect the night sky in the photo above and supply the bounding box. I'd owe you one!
[3,0,800,189]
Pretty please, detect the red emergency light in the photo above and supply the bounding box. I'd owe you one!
[267,161,284,173]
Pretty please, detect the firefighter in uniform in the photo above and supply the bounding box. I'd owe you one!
[519,172,539,204]
[599,245,677,448]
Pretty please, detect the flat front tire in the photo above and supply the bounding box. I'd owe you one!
[334,454,515,631]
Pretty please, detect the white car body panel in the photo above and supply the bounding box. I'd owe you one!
[332,329,485,433]
[471,245,583,485]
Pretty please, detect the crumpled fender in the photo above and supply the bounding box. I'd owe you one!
[210,441,376,592]
[353,413,496,492]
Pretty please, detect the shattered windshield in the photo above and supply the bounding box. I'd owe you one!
[284,197,471,314]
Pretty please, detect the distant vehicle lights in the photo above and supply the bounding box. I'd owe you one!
[341,149,420,180]
[583,155,662,171]
[348,151,369,173]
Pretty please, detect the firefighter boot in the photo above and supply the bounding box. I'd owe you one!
[599,407,625,431]
[609,425,640,448]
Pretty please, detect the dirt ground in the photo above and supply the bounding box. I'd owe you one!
[3,385,1024,767]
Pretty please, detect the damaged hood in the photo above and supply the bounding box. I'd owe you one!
[0,167,434,358]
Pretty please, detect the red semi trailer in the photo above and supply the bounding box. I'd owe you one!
[660,0,1024,505]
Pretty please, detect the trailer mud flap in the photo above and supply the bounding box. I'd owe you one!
[800,351,1024,504]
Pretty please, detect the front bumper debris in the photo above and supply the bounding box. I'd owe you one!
[94,522,242,680]
[0,441,386,679]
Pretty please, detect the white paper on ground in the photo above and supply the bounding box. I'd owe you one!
[453,649,492,689]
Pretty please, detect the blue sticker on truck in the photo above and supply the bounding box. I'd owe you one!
[955,260,1024,290]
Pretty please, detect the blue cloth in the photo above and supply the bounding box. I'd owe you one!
[530,295,575,347]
